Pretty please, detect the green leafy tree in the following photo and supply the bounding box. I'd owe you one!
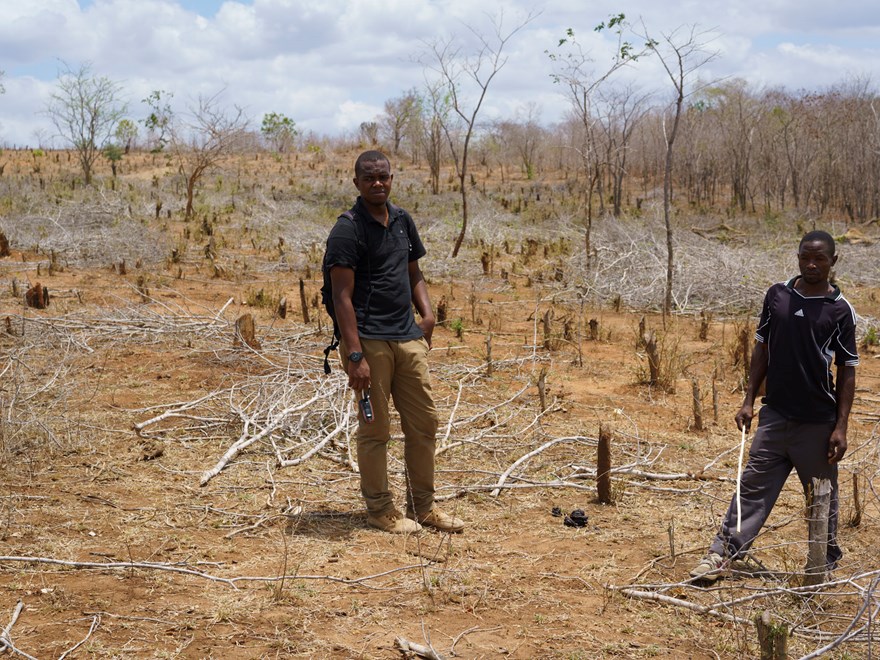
[260,112,297,153]
[104,143,124,179]
[142,90,174,152]
[45,62,127,185]
[115,119,138,153]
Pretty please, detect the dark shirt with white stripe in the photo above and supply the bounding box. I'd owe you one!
[756,276,859,423]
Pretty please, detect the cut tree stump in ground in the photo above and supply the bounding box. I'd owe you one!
[234,313,262,350]
[754,609,788,659]
[597,426,612,504]
[25,283,49,309]
[299,279,310,324]
[803,477,832,586]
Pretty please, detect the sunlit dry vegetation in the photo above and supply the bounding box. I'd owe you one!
[1,46,880,658]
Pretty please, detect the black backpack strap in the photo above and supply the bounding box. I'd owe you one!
[322,335,339,375]
[323,207,370,374]
[341,206,373,325]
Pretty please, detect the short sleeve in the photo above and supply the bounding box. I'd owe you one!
[404,212,426,262]
[324,217,360,270]
[834,302,860,367]
[754,288,773,343]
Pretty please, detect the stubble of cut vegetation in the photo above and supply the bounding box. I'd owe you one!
[1,148,880,658]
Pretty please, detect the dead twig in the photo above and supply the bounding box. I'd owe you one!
[57,614,100,660]
[0,555,437,590]
[395,637,444,660]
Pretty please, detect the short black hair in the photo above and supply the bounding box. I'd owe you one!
[354,150,390,177]
[799,230,836,256]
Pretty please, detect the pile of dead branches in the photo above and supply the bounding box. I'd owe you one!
[4,195,169,268]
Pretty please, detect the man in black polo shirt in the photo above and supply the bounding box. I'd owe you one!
[325,150,464,534]
[691,230,858,582]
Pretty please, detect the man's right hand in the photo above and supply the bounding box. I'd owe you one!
[735,403,754,432]
[347,358,371,392]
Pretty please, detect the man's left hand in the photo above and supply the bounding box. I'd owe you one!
[419,316,436,348]
[828,429,847,464]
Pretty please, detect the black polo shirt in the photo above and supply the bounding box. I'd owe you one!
[324,197,427,341]
[756,277,859,422]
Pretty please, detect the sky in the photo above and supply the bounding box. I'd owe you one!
[1,0,879,148]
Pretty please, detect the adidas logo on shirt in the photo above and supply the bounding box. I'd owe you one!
[794,309,805,317]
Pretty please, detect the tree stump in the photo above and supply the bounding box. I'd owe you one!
[738,323,751,384]
[299,279,310,324]
[848,472,862,527]
[597,426,612,504]
[485,333,493,377]
[436,296,447,325]
[644,331,660,384]
[699,310,711,341]
[234,313,261,350]
[136,275,150,303]
[537,367,547,412]
[277,296,288,320]
[636,315,646,348]
[754,610,788,659]
[0,231,10,257]
[542,309,553,351]
[691,378,703,430]
[712,376,720,423]
[804,477,832,586]
[25,283,50,309]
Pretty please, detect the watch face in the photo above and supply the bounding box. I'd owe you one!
[349,352,363,362]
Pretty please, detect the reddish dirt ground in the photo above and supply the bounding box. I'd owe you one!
[2,152,879,658]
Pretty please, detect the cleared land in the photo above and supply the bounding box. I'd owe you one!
[1,149,880,658]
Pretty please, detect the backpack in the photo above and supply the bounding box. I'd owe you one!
[320,208,370,374]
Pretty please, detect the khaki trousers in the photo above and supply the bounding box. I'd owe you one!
[341,337,438,516]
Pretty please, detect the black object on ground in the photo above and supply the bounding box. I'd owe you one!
[563,509,589,527]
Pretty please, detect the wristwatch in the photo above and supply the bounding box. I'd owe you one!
[349,351,363,363]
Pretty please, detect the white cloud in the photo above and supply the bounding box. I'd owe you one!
[333,99,383,132]
[0,0,878,146]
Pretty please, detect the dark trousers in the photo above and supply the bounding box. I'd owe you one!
[709,405,841,567]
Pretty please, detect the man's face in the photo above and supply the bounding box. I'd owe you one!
[353,159,392,207]
[798,240,837,286]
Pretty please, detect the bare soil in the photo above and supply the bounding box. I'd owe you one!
[1,150,879,659]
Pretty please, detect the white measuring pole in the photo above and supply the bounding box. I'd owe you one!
[736,424,747,532]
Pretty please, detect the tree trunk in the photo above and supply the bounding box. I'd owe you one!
[803,477,832,586]
[597,426,612,504]
[185,176,196,220]
[451,173,468,257]
[754,610,788,660]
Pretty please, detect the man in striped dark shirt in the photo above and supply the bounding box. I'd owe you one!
[691,230,858,582]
